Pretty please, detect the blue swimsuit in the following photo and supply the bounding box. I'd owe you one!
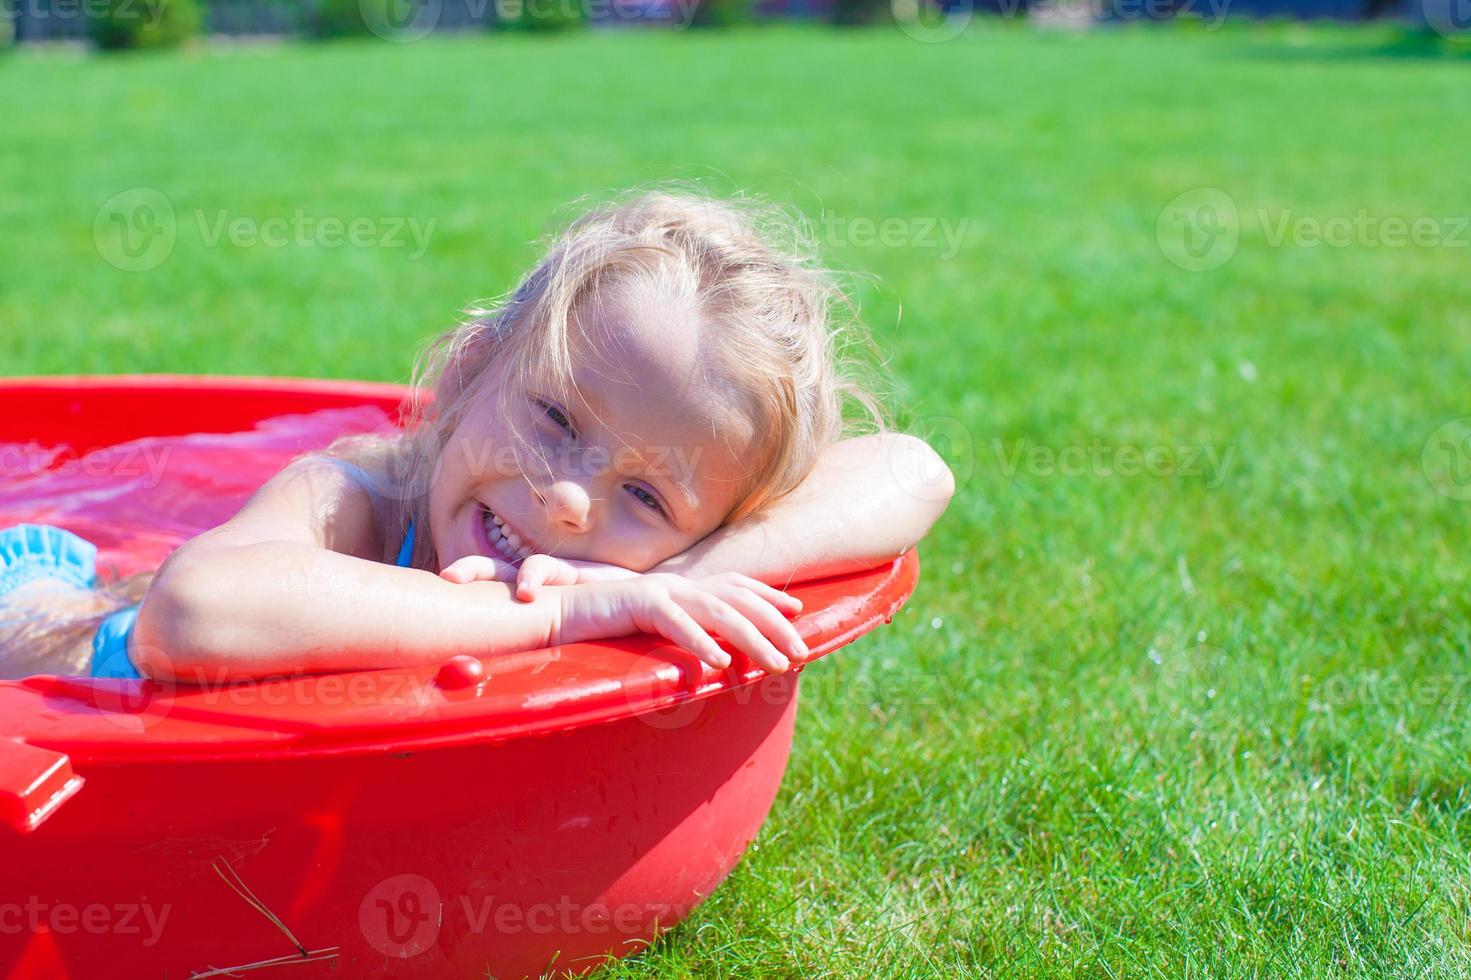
[0,522,417,680]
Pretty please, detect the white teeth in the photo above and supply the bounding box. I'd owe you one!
[481,507,532,563]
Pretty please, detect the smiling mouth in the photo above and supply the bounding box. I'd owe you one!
[479,505,535,564]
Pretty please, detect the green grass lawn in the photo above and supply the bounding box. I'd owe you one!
[5,21,1471,977]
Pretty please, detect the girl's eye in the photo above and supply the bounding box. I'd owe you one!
[536,399,575,437]
[626,484,666,517]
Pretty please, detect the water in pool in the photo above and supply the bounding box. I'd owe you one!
[0,406,395,676]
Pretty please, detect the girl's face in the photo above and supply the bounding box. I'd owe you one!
[427,296,758,573]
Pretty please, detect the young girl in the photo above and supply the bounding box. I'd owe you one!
[1,191,953,683]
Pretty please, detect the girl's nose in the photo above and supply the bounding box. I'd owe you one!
[545,479,592,532]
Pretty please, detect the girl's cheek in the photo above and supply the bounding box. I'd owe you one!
[596,524,657,572]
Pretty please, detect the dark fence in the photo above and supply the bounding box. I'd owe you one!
[6,0,508,40]
[2,0,1432,43]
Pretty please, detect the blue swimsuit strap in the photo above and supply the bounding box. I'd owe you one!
[395,523,415,568]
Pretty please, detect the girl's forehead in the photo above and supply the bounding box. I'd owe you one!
[568,291,743,429]
[562,295,758,503]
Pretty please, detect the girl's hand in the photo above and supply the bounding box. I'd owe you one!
[439,554,639,599]
[439,555,519,585]
[514,554,639,602]
[557,573,806,675]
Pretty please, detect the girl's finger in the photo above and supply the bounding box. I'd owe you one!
[647,600,731,671]
[715,586,809,663]
[680,591,789,674]
[726,575,803,616]
[516,554,576,601]
[440,555,513,584]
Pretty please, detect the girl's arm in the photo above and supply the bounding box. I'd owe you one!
[650,433,955,586]
[131,457,802,682]
[130,458,562,681]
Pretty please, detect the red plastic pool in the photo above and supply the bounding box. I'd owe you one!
[0,377,918,979]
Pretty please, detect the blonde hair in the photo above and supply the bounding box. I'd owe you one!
[383,189,885,569]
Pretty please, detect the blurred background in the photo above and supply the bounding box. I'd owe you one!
[4,0,1470,973]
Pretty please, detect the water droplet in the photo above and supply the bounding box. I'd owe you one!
[930,617,943,629]
[1148,647,1162,665]
[1196,630,1207,643]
